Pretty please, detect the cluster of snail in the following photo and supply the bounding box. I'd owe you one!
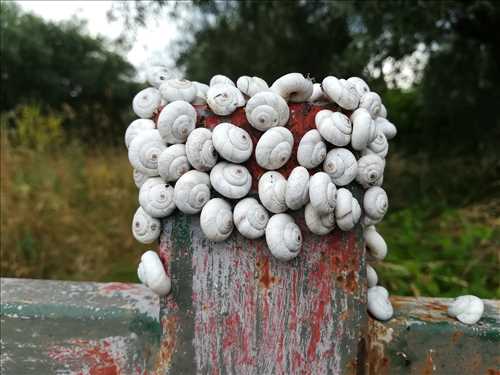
[126,70,400,321]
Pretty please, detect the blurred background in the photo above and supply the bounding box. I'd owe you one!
[1,0,498,298]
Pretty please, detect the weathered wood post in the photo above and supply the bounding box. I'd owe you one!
[157,103,368,374]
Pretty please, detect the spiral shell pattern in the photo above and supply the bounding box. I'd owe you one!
[125,119,156,149]
[200,198,234,242]
[159,79,197,103]
[335,188,361,231]
[133,169,151,188]
[237,76,269,97]
[132,87,161,119]
[305,203,335,235]
[270,73,313,102]
[210,75,235,87]
[265,213,302,261]
[359,92,382,118]
[210,162,252,199]
[207,83,245,115]
[212,123,253,163]
[285,166,310,210]
[255,127,293,170]
[356,154,385,188]
[363,225,387,260]
[351,108,377,151]
[309,172,337,215]
[347,77,370,98]
[322,76,359,110]
[139,177,176,218]
[315,109,352,146]
[158,144,191,182]
[245,91,289,131]
[173,170,211,214]
[128,129,165,176]
[362,130,388,158]
[258,171,287,214]
[297,129,327,169]
[132,207,161,244]
[157,100,197,144]
[185,128,218,171]
[147,66,171,88]
[323,148,358,186]
[363,186,388,225]
[375,117,397,140]
[233,198,269,239]
[137,250,171,296]
[192,82,209,105]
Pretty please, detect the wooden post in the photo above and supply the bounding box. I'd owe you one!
[157,103,368,374]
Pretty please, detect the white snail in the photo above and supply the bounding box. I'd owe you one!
[367,286,393,321]
[159,78,197,103]
[132,206,161,244]
[192,82,209,105]
[258,171,287,214]
[210,162,252,199]
[138,177,176,218]
[363,186,388,226]
[133,169,151,189]
[200,198,234,242]
[304,203,335,235]
[367,264,378,287]
[157,100,197,144]
[379,104,387,119]
[173,170,211,214]
[346,77,370,98]
[363,225,387,260]
[212,122,253,163]
[285,166,310,210]
[270,73,313,102]
[335,188,361,231]
[255,127,293,170]
[356,154,385,188]
[132,87,162,119]
[359,92,382,118]
[158,144,191,182]
[322,76,359,110]
[323,148,358,186]
[351,108,377,151]
[146,65,171,89]
[185,128,218,171]
[137,251,171,296]
[362,130,388,158]
[297,129,327,169]
[233,198,269,239]
[447,295,484,325]
[315,109,352,147]
[124,119,156,149]
[375,117,397,140]
[245,91,289,131]
[309,83,327,102]
[265,213,302,261]
[209,74,235,87]
[128,129,166,176]
[309,172,337,215]
[237,76,269,97]
[207,83,245,115]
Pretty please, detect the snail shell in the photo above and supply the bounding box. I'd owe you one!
[367,286,393,321]
[159,78,197,103]
[356,154,385,188]
[210,162,252,199]
[200,198,234,242]
[137,251,171,296]
[245,91,289,131]
[362,130,388,158]
[351,108,377,151]
[132,206,161,244]
[209,74,235,87]
[132,87,162,118]
[212,122,253,163]
[322,76,359,110]
[207,83,245,116]
[375,117,397,140]
[309,83,327,102]
[146,65,171,88]
[233,198,269,239]
[237,76,269,97]
[258,171,287,213]
[124,119,155,149]
[363,225,387,260]
[128,129,166,176]
[158,144,191,182]
[133,169,151,188]
[255,127,293,170]
[315,109,352,146]
[323,148,358,186]
[192,82,209,105]
[346,77,370,98]
[359,92,382,118]
[304,203,335,235]
[379,104,387,119]
[157,100,197,144]
[285,166,310,210]
[335,188,361,231]
[139,177,176,218]
[265,213,302,261]
[363,186,388,226]
[447,295,484,325]
[297,129,327,169]
[309,172,337,215]
[270,73,313,102]
[367,264,378,287]
[185,128,218,171]
[173,170,211,214]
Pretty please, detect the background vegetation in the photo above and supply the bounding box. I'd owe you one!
[1,1,498,298]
